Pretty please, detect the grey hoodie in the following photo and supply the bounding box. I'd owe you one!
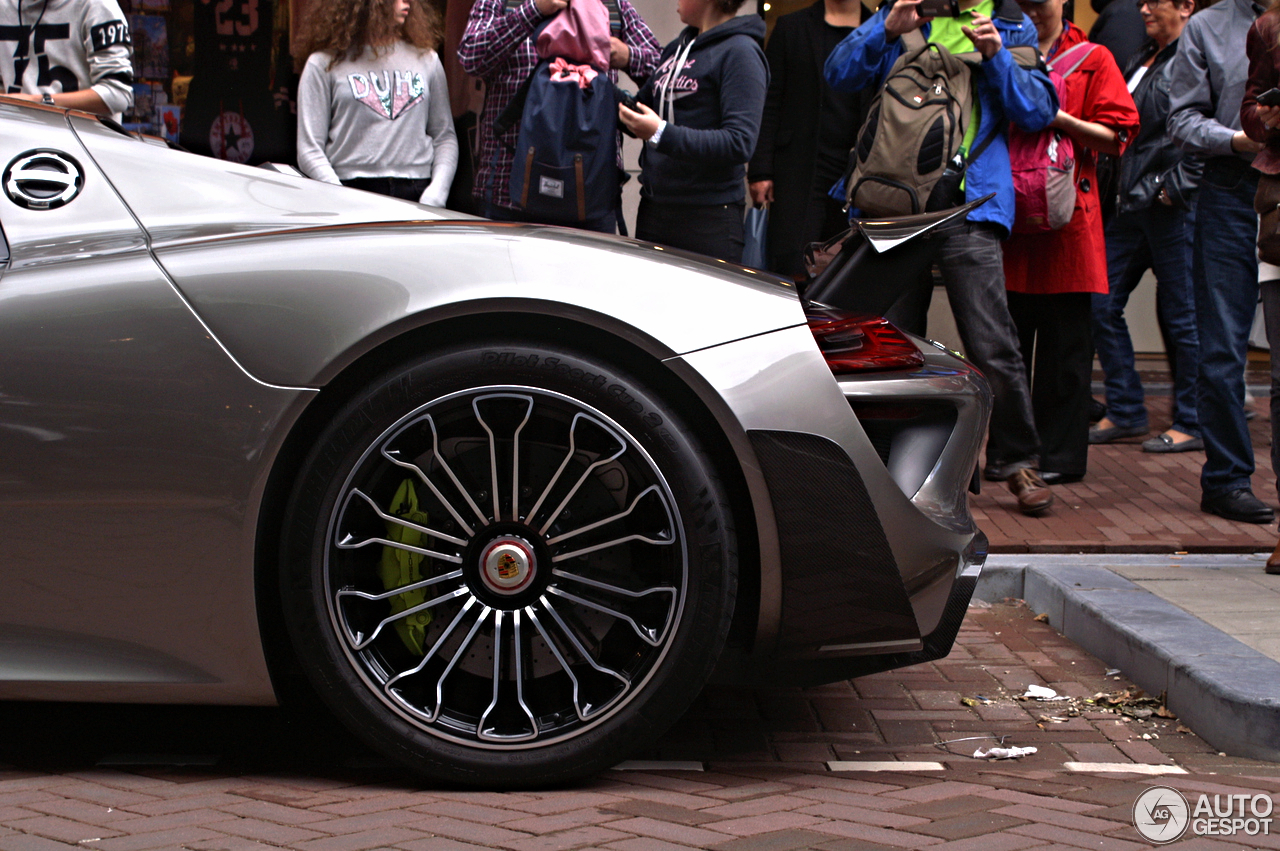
[637,14,768,205]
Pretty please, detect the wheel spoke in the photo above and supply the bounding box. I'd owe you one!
[530,597,628,721]
[551,569,677,604]
[335,530,463,564]
[526,413,625,531]
[550,531,674,563]
[537,420,628,536]
[545,585,668,646]
[477,610,538,742]
[435,603,494,723]
[337,569,466,604]
[385,596,481,719]
[545,484,665,546]
[512,609,538,734]
[344,489,468,547]
[340,583,470,651]
[472,394,533,523]
[382,415,487,533]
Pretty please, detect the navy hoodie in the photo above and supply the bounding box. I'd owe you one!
[637,14,768,205]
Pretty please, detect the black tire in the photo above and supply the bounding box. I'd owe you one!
[279,339,737,786]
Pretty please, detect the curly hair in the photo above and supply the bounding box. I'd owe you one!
[294,0,442,71]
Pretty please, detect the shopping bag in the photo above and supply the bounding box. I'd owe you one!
[742,205,768,269]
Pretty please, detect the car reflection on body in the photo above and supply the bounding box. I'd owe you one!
[0,99,990,786]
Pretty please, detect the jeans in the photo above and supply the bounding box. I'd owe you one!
[1261,280,1280,502]
[636,199,745,264]
[1093,204,1200,437]
[933,222,1041,471]
[1192,158,1260,498]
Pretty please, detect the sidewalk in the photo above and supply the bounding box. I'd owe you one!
[966,376,1280,761]
[972,390,1277,553]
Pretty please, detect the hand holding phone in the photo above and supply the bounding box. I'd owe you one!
[1258,87,1280,107]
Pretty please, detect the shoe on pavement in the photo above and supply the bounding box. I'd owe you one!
[1200,489,1275,524]
[1008,468,1054,515]
[1267,538,1280,575]
[1038,471,1083,485]
[1142,432,1204,453]
[1088,421,1149,444]
[1089,397,1107,423]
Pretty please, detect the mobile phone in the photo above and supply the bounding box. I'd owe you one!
[618,90,640,112]
[917,0,960,17]
[1258,87,1280,107]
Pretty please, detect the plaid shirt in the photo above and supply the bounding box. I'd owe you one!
[458,0,660,210]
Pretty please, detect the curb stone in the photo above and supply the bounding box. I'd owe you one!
[974,554,1280,762]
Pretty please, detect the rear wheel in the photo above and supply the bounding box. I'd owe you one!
[279,340,737,785]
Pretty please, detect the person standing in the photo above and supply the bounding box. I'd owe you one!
[617,0,768,263]
[459,0,660,230]
[1002,0,1139,486]
[296,0,458,206]
[747,0,872,279]
[1091,0,1201,455]
[1167,0,1272,523]
[1089,0,1148,70]
[1240,0,1280,568]
[824,0,1061,516]
[0,0,133,118]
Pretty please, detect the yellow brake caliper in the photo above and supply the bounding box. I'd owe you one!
[379,478,434,655]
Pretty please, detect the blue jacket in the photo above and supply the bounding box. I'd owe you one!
[824,0,1058,234]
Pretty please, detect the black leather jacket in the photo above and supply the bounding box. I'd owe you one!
[1114,38,1203,213]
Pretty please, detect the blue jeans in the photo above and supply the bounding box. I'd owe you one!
[1263,279,1280,502]
[1093,204,1200,437]
[1192,158,1260,498]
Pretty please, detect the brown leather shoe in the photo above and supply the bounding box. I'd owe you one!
[1267,538,1280,575]
[1008,468,1054,516]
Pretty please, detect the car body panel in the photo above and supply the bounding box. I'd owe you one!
[0,250,307,704]
[0,100,989,715]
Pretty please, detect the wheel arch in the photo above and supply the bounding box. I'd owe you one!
[252,308,767,708]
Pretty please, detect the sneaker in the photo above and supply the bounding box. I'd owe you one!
[1008,468,1054,516]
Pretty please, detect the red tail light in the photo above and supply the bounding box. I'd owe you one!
[805,305,925,375]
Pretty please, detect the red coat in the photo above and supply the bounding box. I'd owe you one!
[1003,23,1140,295]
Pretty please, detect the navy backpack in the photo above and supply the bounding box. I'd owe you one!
[495,5,623,227]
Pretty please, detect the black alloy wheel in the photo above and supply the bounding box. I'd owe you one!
[280,340,737,786]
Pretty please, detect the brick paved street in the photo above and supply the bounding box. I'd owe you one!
[2,601,1276,850]
[974,383,1280,553]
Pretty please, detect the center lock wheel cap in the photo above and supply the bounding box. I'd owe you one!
[479,536,536,595]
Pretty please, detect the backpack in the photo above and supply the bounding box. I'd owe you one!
[1008,43,1098,234]
[495,0,621,226]
[844,30,1039,217]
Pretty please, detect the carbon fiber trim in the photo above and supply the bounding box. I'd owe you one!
[748,430,918,651]
[715,562,979,687]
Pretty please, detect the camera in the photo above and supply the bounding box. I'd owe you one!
[918,0,960,16]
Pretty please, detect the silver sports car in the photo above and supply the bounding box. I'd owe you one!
[0,100,990,786]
